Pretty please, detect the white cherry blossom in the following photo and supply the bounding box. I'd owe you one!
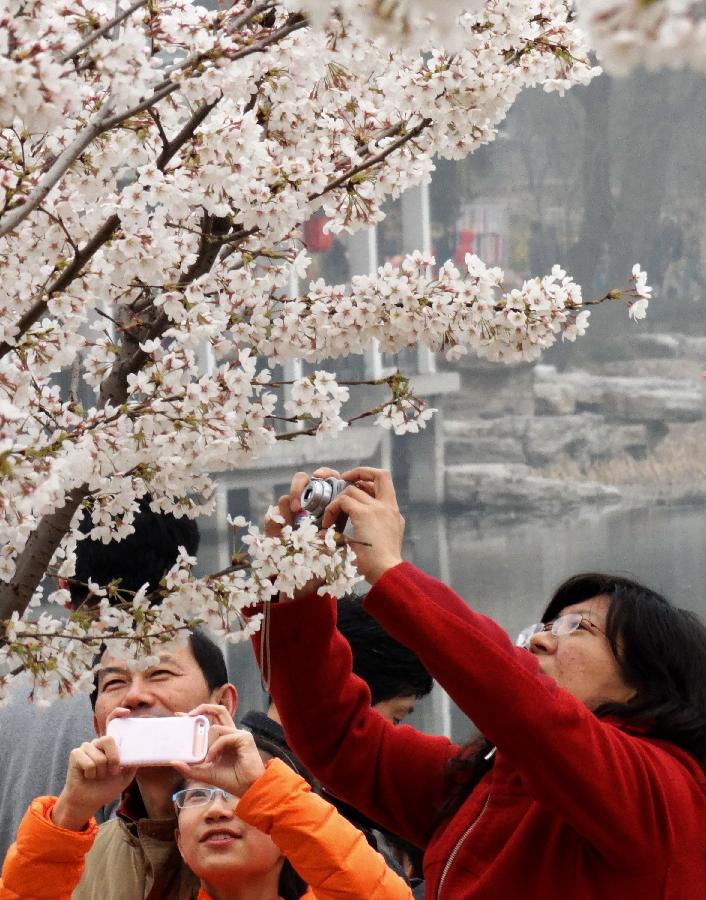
[0,0,652,702]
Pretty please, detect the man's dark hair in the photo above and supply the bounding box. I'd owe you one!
[72,496,200,607]
[189,628,228,694]
[90,629,227,710]
[337,594,433,704]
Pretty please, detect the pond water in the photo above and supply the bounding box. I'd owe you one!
[228,502,706,743]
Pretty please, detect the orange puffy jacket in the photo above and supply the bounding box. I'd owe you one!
[1,758,413,900]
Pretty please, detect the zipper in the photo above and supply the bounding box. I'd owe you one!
[435,791,491,900]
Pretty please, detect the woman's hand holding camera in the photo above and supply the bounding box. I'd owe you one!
[322,467,404,584]
[266,466,404,587]
[172,704,265,798]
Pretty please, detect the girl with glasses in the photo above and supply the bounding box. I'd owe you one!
[1,703,414,900]
[257,466,706,900]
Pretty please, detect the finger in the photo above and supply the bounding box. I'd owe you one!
[277,495,295,527]
[264,495,292,535]
[311,466,341,479]
[320,491,368,530]
[74,744,106,781]
[202,732,254,767]
[206,724,234,748]
[105,706,131,725]
[353,480,376,498]
[94,736,121,771]
[341,467,398,505]
[186,704,233,727]
[170,760,197,780]
[289,471,311,512]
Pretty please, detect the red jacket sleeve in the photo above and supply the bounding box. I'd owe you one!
[237,758,413,900]
[0,797,98,900]
[365,562,706,866]
[253,591,456,848]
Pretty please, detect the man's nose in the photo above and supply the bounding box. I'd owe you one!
[120,676,154,708]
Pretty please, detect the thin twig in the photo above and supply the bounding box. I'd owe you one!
[309,116,433,201]
[0,99,116,238]
[61,0,150,64]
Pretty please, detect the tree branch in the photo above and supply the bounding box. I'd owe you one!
[61,0,150,64]
[0,98,221,362]
[0,486,87,623]
[0,100,116,238]
[100,13,307,133]
[309,116,433,201]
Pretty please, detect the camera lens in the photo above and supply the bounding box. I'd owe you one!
[301,480,333,518]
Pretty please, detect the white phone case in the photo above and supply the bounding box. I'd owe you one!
[107,715,210,766]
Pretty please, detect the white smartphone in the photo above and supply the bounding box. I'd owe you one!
[107,715,210,767]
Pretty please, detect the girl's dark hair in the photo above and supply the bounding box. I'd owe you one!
[437,572,706,826]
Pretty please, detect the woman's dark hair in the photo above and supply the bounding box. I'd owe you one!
[543,573,706,769]
[437,572,706,827]
[72,496,200,607]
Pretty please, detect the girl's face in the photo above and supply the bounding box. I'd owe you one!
[175,783,283,884]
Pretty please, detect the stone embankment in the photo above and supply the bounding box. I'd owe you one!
[442,333,706,516]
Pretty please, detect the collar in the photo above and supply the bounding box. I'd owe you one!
[116,779,148,823]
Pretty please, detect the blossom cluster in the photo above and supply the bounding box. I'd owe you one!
[0,0,649,700]
[297,0,706,73]
[576,0,706,74]
[0,517,360,707]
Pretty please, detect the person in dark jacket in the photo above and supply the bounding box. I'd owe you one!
[253,466,706,900]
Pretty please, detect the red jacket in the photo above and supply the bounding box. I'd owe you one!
[257,562,706,899]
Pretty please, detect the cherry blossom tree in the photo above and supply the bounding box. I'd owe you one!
[0,0,652,704]
[313,0,706,71]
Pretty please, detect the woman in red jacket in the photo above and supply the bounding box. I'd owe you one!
[257,466,706,899]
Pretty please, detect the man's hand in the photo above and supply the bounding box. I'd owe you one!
[52,725,137,832]
[171,705,265,797]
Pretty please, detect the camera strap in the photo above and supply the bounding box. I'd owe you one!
[259,597,272,693]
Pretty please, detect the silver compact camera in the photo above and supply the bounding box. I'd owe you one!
[297,476,347,526]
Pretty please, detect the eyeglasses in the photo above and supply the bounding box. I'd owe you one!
[172,786,234,810]
[516,613,604,650]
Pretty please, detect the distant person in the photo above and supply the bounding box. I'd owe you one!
[255,465,706,899]
[2,707,413,900]
[528,220,561,274]
[320,238,351,284]
[0,499,200,863]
